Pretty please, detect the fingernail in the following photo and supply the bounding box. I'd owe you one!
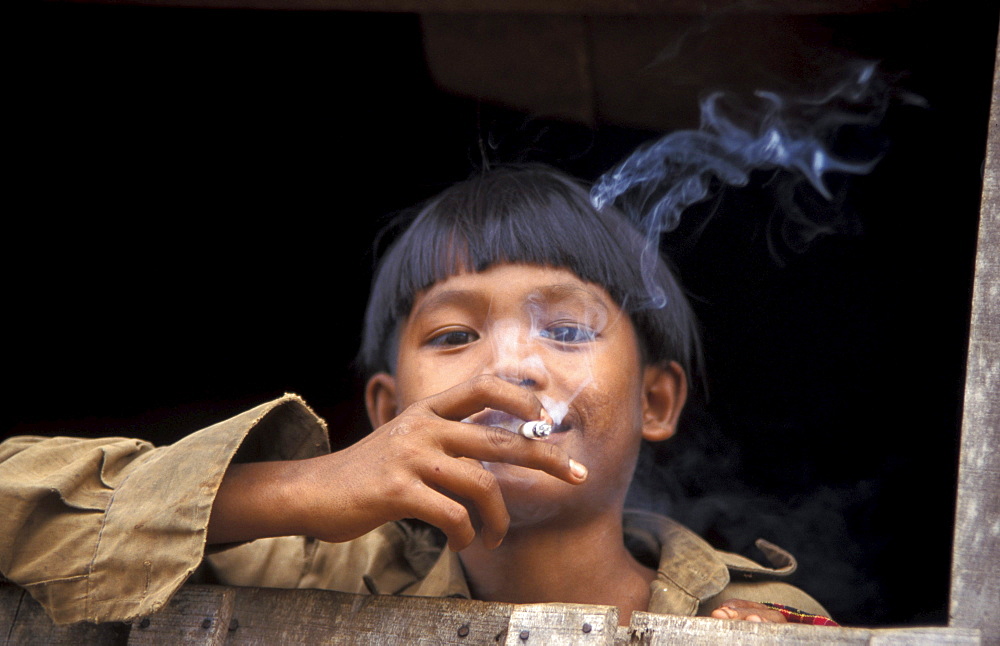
[540,409,554,425]
[569,459,588,480]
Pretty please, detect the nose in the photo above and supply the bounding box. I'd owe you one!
[488,320,548,390]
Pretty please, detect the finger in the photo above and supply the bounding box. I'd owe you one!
[439,420,588,484]
[714,600,787,623]
[423,375,545,424]
[402,481,477,551]
[710,606,785,623]
[711,607,740,620]
[419,457,509,549]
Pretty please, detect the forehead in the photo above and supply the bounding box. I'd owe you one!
[407,264,618,321]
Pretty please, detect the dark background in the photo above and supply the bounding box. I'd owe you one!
[7,1,998,628]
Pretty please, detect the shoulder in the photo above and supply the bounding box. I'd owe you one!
[624,510,830,618]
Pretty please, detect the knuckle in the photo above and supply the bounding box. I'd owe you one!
[387,441,419,465]
[383,473,411,497]
[441,502,469,531]
[468,374,496,398]
[474,469,500,497]
[541,441,564,465]
[486,425,517,449]
[387,416,417,437]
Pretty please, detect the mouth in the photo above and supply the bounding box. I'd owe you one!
[465,409,573,436]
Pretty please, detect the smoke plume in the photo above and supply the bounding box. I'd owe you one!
[591,62,890,308]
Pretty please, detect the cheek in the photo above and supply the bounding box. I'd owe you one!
[574,371,645,439]
[395,350,489,406]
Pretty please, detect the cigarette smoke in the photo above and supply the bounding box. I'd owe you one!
[591,61,890,309]
[607,62,921,622]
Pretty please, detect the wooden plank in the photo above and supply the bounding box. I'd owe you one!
[0,582,985,645]
[224,587,513,645]
[50,0,921,15]
[949,21,1000,646]
[2,586,129,646]
[422,14,594,125]
[504,604,618,646]
[623,612,980,645]
[127,584,234,646]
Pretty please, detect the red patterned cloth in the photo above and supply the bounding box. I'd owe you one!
[761,603,840,626]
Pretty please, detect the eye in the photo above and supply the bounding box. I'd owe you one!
[427,329,479,347]
[539,324,596,344]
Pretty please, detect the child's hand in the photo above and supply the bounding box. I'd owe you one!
[208,375,587,550]
[710,599,788,623]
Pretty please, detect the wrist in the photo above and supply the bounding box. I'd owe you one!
[207,459,309,544]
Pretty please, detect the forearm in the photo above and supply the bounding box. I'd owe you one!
[207,460,310,544]
[0,395,330,624]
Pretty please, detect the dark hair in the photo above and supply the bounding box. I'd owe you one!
[360,165,700,382]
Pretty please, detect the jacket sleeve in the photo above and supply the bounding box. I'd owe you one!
[0,394,329,624]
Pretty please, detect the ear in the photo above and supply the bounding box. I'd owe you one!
[365,372,399,429]
[640,361,688,443]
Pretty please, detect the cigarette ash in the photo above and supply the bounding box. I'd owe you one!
[464,409,569,439]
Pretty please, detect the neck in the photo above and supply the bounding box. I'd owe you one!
[458,513,655,625]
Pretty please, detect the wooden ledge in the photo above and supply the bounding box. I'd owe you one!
[1,582,981,645]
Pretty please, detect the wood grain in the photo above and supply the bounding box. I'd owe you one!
[1,585,129,646]
[625,612,980,645]
[126,585,234,646]
[223,586,513,645]
[505,604,618,646]
[949,23,1000,646]
[51,0,919,15]
[0,583,984,644]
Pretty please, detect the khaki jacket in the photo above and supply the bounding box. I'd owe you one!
[0,395,828,625]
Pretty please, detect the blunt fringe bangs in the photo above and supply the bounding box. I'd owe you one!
[360,165,700,381]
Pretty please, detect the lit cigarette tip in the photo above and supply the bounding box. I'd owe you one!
[518,421,552,439]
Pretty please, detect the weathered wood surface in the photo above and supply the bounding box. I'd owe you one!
[0,585,129,646]
[625,612,980,645]
[126,584,234,646]
[50,0,921,15]
[949,25,1000,646]
[223,587,514,645]
[0,583,983,645]
[506,604,618,646]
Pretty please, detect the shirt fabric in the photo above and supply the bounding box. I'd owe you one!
[0,394,829,625]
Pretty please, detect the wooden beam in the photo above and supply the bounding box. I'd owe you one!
[223,586,514,644]
[505,604,619,646]
[949,20,1000,646]
[127,585,234,646]
[0,585,130,646]
[0,583,984,644]
[48,0,924,14]
[626,612,980,644]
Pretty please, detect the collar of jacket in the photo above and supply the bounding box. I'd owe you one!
[402,509,798,616]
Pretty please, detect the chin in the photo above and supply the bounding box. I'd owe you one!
[485,462,594,528]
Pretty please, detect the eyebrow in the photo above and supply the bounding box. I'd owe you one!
[409,289,486,321]
[530,284,610,314]
[410,282,611,322]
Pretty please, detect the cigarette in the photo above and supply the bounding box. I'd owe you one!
[518,421,552,439]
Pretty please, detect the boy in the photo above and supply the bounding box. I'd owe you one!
[0,166,832,626]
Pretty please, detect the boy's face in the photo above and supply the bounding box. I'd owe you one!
[371,263,684,525]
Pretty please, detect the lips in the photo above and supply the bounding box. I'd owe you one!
[464,408,573,434]
[465,409,522,433]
